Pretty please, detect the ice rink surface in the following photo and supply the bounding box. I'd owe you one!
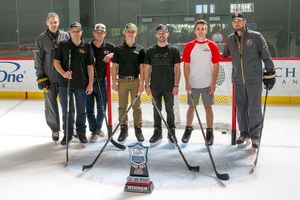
[0,99,300,200]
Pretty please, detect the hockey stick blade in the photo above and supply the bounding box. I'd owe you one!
[189,166,200,172]
[217,173,230,181]
[110,138,126,150]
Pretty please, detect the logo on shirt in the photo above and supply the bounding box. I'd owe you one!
[203,47,211,51]
[154,52,168,58]
[79,48,86,54]
[246,39,253,47]
[133,50,140,55]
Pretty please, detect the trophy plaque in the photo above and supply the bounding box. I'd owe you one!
[124,143,154,193]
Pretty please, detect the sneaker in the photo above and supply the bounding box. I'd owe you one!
[236,132,250,146]
[206,128,214,146]
[78,133,88,143]
[251,137,260,149]
[60,134,73,145]
[134,126,144,142]
[118,125,128,142]
[52,131,59,142]
[181,126,193,143]
[149,128,162,143]
[168,128,178,144]
[99,129,105,138]
[89,132,98,143]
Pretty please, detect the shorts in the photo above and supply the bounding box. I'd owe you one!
[187,87,214,106]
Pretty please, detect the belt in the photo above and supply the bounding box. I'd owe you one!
[119,75,138,81]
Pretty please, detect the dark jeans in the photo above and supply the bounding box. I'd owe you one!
[86,80,107,133]
[152,90,175,129]
[59,86,87,135]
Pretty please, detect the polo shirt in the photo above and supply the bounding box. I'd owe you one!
[112,42,145,77]
[91,40,115,80]
[54,39,94,89]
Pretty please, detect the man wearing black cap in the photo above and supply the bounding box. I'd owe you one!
[112,23,145,142]
[54,22,94,145]
[223,13,276,149]
[87,23,115,142]
[144,24,181,144]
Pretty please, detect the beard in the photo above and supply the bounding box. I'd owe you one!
[158,36,167,43]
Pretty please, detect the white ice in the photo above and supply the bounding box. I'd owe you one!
[0,99,300,200]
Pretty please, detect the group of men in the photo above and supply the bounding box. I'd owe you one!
[34,12,276,150]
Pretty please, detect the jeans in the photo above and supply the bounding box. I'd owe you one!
[59,86,87,135]
[152,90,175,129]
[86,80,107,133]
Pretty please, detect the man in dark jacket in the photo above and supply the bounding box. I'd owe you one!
[223,13,276,149]
[34,12,69,142]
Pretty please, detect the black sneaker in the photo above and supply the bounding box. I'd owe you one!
[149,128,162,143]
[134,125,144,142]
[181,126,193,143]
[60,134,73,145]
[251,137,260,149]
[206,128,214,146]
[52,131,59,142]
[168,128,178,144]
[78,133,88,143]
[236,132,250,146]
[118,125,128,142]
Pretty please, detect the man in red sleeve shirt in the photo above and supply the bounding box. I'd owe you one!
[181,20,221,146]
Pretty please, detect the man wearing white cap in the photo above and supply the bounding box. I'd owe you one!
[87,23,115,142]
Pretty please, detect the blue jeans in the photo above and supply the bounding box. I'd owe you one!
[86,80,107,133]
[59,86,87,135]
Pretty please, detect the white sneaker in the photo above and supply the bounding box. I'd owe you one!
[52,131,59,142]
[99,129,105,137]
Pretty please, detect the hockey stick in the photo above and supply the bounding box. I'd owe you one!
[188,92,229,180]
[65,49,72,167]
[82,92,141,171]
[151,97,200,172]
[249,89,269,174]
[94,66,125,150]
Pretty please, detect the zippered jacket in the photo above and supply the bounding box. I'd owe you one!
[223,28,274,84]
[34,30,69,82]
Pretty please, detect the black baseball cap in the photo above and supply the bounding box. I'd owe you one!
[70,22,82,30]
[155,24,169,33]
[232,12,246,20]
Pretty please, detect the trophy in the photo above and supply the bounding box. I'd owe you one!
[124,143,154,193]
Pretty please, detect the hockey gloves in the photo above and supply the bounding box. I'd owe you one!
[37,76,51,93]
[263,70,276,90]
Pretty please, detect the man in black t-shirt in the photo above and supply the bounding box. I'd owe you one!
[54,22,94,145]
[87,23,115,142]
[144,24,181,144]
[112,23,145,142]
